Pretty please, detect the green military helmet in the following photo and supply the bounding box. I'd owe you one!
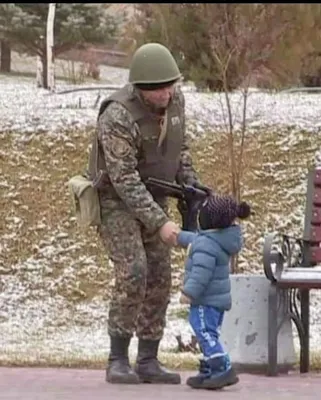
[129,42,181,85]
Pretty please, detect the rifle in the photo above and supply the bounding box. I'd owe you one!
[145,177,210,231]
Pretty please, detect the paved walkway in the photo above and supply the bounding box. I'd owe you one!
[0,367,320,399]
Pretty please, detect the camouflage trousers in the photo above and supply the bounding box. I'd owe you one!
[98,199,171,341]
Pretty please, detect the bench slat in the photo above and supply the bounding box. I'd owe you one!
[277,280,321,289]
[282,270,321,279]
[313,188,321,206]
[310,226,321,242]
[311,246,321,263]
[276,267,321,288]
[313,170,321,186]
[311,208,321,224]
[282,266,321,272]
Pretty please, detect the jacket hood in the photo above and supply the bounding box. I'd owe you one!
[200,225,243,256]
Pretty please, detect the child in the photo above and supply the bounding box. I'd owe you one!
[176,193,251,390]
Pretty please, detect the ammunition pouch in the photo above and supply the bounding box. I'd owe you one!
[68,174,101,227]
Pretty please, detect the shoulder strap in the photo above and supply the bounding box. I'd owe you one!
[158,110,168,148]
[87,131,99,178]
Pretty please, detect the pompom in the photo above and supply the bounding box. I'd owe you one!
[237,201,251,219]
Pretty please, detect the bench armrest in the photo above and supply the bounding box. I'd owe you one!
[263,232,305,282]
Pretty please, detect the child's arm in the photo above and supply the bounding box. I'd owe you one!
[176,230,197,248]
[182,246,216,301]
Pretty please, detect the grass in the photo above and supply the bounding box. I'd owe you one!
[1,347,321,373]
[2,125,321,370]
[1,126,320,294]
[0,349,200,371]
[1,129,112,300]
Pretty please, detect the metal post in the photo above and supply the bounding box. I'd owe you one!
[267,284,279,376]
[300,289,310,373]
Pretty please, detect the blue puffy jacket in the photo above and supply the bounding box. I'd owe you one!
[177,225,243,311]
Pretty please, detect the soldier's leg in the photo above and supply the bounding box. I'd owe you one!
[135,230,181,384]
[99,206,147,384]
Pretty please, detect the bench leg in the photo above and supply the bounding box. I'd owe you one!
[300,289,310,373]
[267,284,278,376]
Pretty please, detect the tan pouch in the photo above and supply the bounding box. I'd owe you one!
[68,175,101,227]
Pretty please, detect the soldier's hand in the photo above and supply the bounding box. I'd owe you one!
[191,180,213,196]
[159,221,180,245]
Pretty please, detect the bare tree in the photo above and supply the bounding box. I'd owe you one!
[46,3,56,91]
[0,39,11,72]
[0,4,118,89]
[133,4,311,272]
[191,4,303,272]
[36,37,44,88]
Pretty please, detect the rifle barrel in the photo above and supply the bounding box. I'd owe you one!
[145,177,208,200]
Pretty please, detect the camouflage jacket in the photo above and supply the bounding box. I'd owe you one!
[95,84,198,232]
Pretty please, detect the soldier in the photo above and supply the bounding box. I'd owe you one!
[88,42,207,385]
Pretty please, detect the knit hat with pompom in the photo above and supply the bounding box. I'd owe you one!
[198,194,251,230]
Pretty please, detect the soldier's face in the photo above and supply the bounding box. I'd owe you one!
[140,84,175,108]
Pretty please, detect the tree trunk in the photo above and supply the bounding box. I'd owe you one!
[41,53,48,89]
[36,55,43,87]
[0,40,11,73]
[47,3,56,91]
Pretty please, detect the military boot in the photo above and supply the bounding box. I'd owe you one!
[106,335,140,384]
[135,339,181,384]
[201,355,239,390]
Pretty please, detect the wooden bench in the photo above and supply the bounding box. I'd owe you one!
[263,167,321,376]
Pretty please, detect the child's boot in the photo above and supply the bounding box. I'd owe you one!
[186,359,211,389]
[201,355,239,390]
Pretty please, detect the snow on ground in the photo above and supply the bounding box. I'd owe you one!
[3,76,321,137]
[0,290,193,364]
[2,62,321,364]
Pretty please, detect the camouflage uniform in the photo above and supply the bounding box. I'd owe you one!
[97,91,197,341]
[89,42,199,385]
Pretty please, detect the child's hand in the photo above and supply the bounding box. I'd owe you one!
[172,228,182,246]
[179,292,191,304]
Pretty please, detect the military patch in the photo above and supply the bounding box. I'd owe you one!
[109,135,131,158]
[171,116,180,126]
